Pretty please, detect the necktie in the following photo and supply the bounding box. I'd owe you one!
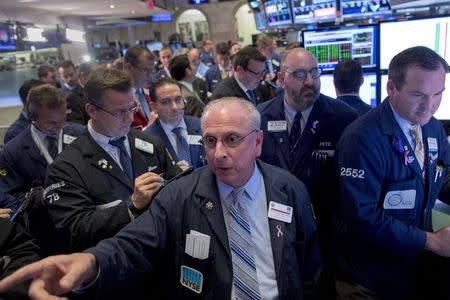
[109,137,133,179]
[220,68,227,80]
[411,125,425,170]
[136,89,151,119]
[229,188,261,299]
[46,135,58,159]
[289,111,303,155]
[247,89,256,105]
[172,127,191,165]
[228,188,261,300]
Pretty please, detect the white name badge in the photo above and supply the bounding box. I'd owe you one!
[272,59,280,67]
[268,201,293,223]
[383,189,416,209]
[427,138,438,152]
[63,134,77,144]
[135,138,154,154]
[268,120,287,132]
[188,135,202,145]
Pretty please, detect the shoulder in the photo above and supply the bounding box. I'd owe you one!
[258,160,308,192]
[257,96,281,114]
[130,128,165,148]
[320,94,358,119]
[64,122,85,134]
[184,116,201,128]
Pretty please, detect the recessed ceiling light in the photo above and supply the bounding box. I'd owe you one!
[110,4,115,8]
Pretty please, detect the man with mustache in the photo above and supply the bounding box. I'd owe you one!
[257,47,358,299]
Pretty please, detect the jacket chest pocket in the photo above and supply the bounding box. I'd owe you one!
[381,178,419,221]
[175,242,215,298]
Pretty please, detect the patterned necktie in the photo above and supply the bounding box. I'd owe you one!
[109,137,133,180]
[172,127,191,165]
[289,111,303,155]
[247,89,256,105]
[228,188,261,300]
[220,68,227,80]
[411,125,425,170]
[46,135,58,159]
[136,89,151,119]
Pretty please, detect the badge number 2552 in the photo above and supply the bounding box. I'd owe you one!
[340,167,365,179]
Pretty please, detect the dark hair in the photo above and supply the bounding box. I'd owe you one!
[333,59,363,94]
[215,42,230,56]
[56,60,75,71]
[84,68,131,106]
[37,65,55,79]
[78,63,92,75]
[18,79,43,105]
[169,54,191,81]
[388,46,448,90]
[233,46,266,70]
[124,45,153,66]
[149,77,181,102]
[27,84,66,119]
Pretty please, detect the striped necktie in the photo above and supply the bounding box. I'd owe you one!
[109,137,134,180]
[228,188,261,300]
[411,125,425,170]
[289,111,302,155]
[172,127,191,165]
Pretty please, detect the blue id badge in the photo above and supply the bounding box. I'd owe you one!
[180,265,203,294]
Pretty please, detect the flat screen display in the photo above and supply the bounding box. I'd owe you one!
[302,25,378,71]
[152,13,173,23]
[0,23,15,51]
[264,0,293,27]
[341,0,391,19]
[254,9,267,30]
[320,72,378,107]
[381,74,450,120]
[291,0,337,24]
[380,16,450,70]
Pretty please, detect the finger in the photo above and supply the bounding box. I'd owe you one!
[0,213,10,219]
[0,259,47,291]
[135,174,163,186]
[58,254,97,290]
[29,278,68,300]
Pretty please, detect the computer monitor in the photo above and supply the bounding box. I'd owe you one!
[291,0,337,24]
[263,0,293,27]
[146,41,164,53]
[302,25,378,71]
[341,0,391,20]
[380,16,450,70]
[320,72,378,107]
[0,22,16,51]
[254,9,267,30]
[381,73,450,120]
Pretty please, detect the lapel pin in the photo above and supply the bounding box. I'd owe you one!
[206,201,213,210]
[276,225,283,237]
[97,159,109,170]
[0,169,6,176]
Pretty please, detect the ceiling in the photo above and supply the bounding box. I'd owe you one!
[0,0,170,19]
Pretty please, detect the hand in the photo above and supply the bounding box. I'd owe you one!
[131,172,164,210]
[264,73,274,82]
[425,227,450,257]
[0,253,97,300]
[176,160,190,171]
[0,208,11,218]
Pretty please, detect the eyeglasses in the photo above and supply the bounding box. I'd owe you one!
[131,64,152,74]
[246,67,266,77]
[92,103,140,119]
[158,95,186,107]
[286,68,321,79]
[200,129,257,149]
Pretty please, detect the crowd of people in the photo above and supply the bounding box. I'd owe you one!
[0,35,449,300]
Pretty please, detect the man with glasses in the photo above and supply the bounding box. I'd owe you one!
[212,46,272,105]
[0,97,321,300]
[124,45,157,130]
[258,47,358,299]
[43,68,180,254]
[145,78,206,169]
[0,84,84,255]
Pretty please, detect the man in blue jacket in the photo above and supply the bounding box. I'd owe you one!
[145,77,206,169]
[0,97,322,300]
[334,46,450,299]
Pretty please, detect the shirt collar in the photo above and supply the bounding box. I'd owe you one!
[234,73,250,93]
[87,120,129,147]
[283,98,314,124]
[389,101,414,136]
[31,123,61,141]
[159,117,186,133]
[179,81,193,92]
[216,162,261,206]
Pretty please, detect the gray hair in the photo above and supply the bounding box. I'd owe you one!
[201,97,261,131]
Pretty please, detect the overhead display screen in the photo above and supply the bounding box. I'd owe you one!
[264,0,293,27]
[291,0,337,24]
[341,0,391,19]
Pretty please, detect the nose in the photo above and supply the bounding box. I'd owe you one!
[213,140,227,159]
[304,72,314,85]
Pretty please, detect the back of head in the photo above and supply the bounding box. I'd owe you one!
[124,45,152,66]
[84,68,131,106]
[333,59,363,94]
[256,35,274,49]
[169,54,191,81]
[215,42,230,56]
[37,65,55,80]
[56,60,75,71]
[234,46,266,70]
[112,57,124,71]
[388,46,448,90]
[19,79,44,105]
[27,84,66,119]
[78,63,92,76]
